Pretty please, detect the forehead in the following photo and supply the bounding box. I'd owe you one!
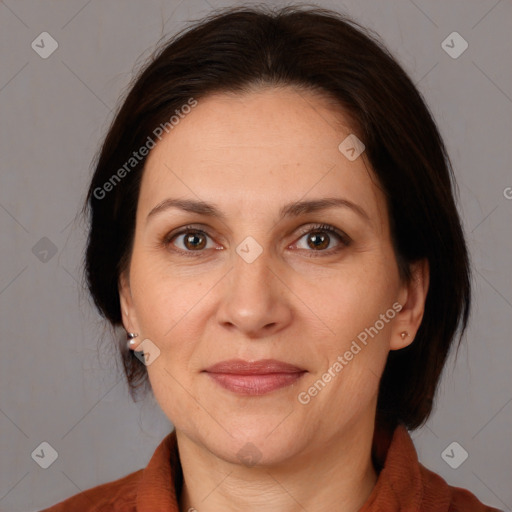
[139,87,386,228]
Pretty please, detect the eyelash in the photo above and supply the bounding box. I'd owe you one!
[162,223,351,258]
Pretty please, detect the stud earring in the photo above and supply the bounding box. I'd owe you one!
[127,332,139,350]
[400,331,409,340]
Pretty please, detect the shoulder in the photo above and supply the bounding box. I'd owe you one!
[419,463,503,512]
[38,468,143,512]
[39,431,179,512]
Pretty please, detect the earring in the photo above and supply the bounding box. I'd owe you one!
[400,331,409,340]
[127,332,139,350]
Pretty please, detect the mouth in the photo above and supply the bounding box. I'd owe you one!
[202,359,307,395]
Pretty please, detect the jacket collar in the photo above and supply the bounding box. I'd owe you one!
[136,429,182,511]
[361,422,425,511]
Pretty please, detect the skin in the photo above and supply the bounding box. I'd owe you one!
[119,86,429,512]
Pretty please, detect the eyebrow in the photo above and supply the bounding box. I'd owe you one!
[147,196,370,224]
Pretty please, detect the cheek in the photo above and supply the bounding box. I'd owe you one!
[128,252,206,386]
[304,260,398,341]
[300,256,398,399]
[303,297,393,424]
[128,250,198,338]
[145,362,200,437]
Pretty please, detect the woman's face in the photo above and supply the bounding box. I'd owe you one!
[120,87,424,465]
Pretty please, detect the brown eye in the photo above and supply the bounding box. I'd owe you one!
[294,224,351,255]
[167,228,213,253]
[306,231,330,250]
[183,231,207,250]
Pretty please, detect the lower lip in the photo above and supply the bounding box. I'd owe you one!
[206,372,306,395]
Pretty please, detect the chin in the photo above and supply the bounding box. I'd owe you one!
[209,423,306,468]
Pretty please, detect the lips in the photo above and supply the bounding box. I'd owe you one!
[203,359,306,395]
[204,359,305,374]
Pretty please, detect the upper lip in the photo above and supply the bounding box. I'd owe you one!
[203,359,306,375]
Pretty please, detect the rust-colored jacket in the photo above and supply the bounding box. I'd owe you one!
[40,424,502,511]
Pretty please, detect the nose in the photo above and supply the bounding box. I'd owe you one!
[215,244,293,339]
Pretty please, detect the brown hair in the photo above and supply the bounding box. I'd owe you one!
[84,4,471,430]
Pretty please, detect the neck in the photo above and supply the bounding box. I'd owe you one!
[177,416,379,512]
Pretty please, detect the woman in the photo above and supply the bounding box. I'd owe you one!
[41,4,502,511]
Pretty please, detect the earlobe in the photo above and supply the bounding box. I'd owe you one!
[390,259,429,350]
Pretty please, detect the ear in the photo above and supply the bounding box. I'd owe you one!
[118,270,140,336]
[390,259,430,350]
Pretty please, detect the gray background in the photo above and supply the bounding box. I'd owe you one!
[0,0,511,511]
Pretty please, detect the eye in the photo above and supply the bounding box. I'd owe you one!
[165,226,217,255]
[292,223,351,256]
[163,223,351,257]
